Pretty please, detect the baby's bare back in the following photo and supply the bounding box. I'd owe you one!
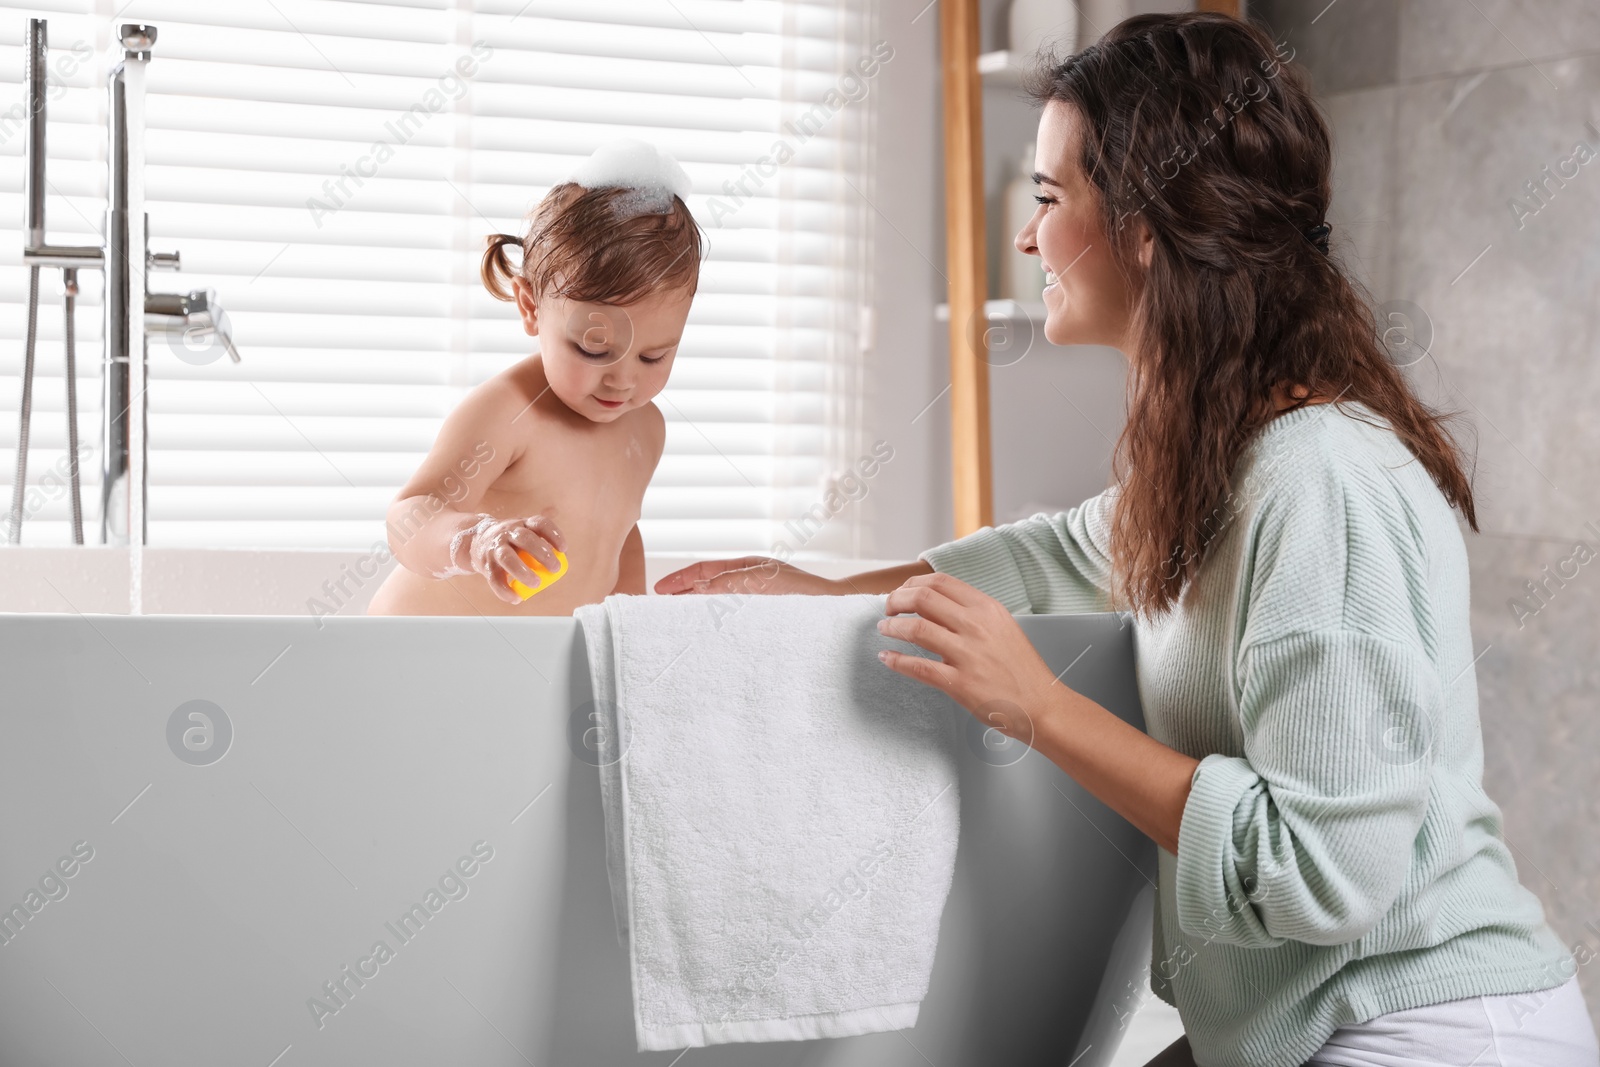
[367,359,663,617]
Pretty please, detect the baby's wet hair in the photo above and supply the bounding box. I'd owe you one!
[481,183,703,305]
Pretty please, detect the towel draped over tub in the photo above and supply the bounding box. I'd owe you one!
[575,591,962,1051]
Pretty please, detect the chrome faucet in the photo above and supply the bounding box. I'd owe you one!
[146,289,243,365]
[9,18,242,549]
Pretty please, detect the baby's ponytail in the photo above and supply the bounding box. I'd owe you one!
[481,232,524,301]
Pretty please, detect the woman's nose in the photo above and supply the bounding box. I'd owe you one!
[1015,214,1039,256]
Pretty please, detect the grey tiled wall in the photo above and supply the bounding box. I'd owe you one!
[1255,0,1600,1030]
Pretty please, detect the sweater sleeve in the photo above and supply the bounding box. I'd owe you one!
[1174,446,1442,950]
[916,488,1118,615]
[1174,630,1440,949]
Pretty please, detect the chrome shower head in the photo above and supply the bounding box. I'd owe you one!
[119,24,156,58]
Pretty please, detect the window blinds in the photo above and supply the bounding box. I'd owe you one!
[0,0,874,556]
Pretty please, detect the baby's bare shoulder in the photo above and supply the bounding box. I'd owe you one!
[474,358,558,432]
[495,356,554,412]
[434,358,556,472]
[639,399,666,441]
[630,400,667,461]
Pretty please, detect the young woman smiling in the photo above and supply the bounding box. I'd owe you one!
[655,13,1599,1067]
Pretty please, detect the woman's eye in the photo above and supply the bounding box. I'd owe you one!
[1033,194,1054,206]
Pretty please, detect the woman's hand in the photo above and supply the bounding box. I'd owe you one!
[876,571,1063,744]
[454,513,567,605]
[654,556,842,596]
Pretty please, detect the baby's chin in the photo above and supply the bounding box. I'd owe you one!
[553,386,632,422]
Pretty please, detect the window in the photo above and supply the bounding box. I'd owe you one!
[0,0,876,557]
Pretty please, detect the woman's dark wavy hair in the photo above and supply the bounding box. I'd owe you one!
[1025,11,1477,620]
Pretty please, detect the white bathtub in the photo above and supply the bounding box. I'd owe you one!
[0,589,1157,1065]
[0,547,970,616]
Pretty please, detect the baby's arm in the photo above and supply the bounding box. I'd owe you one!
[609,404,666,597]
[385,376,562,603]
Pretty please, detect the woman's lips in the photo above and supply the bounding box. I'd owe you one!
[1042,267,1058,295]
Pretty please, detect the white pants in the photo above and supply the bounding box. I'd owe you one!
[1304,974,1600,1067]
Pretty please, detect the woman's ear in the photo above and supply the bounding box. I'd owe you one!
[511,276,540,337]
[1136,219,1155,270]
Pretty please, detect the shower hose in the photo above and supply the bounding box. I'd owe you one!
[7,264,85,545]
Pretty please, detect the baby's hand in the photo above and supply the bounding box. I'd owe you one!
[452,513,568,604]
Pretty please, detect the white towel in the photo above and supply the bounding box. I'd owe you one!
[574,591,962,1051]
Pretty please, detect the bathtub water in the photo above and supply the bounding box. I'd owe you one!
[0,609,1157,1066]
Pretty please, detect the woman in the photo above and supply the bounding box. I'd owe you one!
[656,13,1598,1067]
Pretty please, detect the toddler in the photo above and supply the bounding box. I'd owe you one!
[367,140,702,616]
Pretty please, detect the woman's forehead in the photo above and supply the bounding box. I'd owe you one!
[1036,101,1084,183]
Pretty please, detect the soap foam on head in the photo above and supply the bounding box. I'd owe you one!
[566,138,692,216]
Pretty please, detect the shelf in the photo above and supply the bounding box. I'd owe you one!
[977,50,1031,88]
[935,299,1047,323]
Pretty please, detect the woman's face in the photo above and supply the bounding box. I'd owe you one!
[1015,100,1148,350]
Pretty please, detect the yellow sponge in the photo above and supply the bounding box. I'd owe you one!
[508,547,569,600]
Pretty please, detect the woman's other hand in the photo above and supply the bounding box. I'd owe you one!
[657,557,935,596]
[654,556,841,596]
[876,571,1061,742]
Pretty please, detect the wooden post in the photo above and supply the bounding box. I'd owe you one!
[939,0,993,537]
[1195,0,1241,15]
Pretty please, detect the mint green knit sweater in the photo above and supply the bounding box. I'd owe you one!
[918,400,1577,1067]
